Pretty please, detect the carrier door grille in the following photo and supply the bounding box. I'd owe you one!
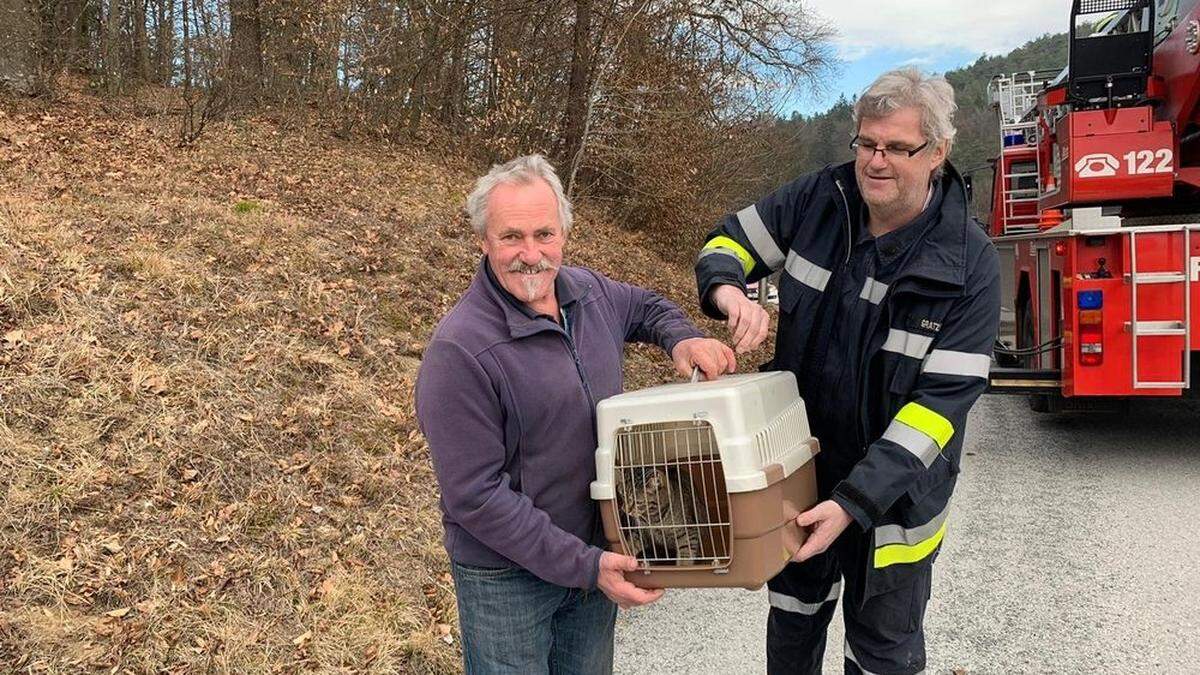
[1078,0,1141,12]
[612,421,732,569]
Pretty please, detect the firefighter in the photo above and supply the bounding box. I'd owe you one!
[694,68,1000,674]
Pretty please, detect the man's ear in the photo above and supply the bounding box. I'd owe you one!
[478,236,487,254]
[930,141,949,174]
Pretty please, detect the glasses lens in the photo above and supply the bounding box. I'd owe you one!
[854,140,924,159]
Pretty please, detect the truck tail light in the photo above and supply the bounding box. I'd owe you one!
[1078,291,1103,366]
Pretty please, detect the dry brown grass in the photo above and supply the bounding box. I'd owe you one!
[0,85,774,673]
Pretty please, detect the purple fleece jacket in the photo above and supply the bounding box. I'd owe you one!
[415,258,703,589]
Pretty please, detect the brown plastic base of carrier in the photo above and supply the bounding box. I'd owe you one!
[598,438,820,590]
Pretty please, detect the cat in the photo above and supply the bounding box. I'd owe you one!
[615,464,707,565]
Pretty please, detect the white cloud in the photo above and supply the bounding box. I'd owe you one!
[809,0,1068,60]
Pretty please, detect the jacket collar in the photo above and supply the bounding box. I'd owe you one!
[476,257,591,339]
[832,160,971,291]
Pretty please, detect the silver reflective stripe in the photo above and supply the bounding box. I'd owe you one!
[875,501,952,547]
[923,349,991,379]
[697,247,744,265]
[736,205,786,270]
[881,418,940,468]
[784,251,832,292]
[844,641,925,675]
[843,641,880,675]
[882,328,934,360]
[859,277,889,305]
[768,582,841,615]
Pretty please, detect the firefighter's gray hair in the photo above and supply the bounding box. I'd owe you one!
[466,154,574,238]
[853,67,958,177]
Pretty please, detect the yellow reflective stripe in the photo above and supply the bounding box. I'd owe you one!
[702,236,755,276]
[874,520,947,569]
[894,402,954,449]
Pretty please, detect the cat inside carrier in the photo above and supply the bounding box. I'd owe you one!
[590,371,819,590]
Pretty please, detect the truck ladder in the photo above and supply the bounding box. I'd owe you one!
[988,71,1059,236]
[1127,229,1193,389]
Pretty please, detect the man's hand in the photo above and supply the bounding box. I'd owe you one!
[792,500,854,562]
[671,337,736,381]
[596,552,665,609]
[710,284,771,353]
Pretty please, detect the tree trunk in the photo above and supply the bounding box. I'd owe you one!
[133,0,150,81]
[559,0,593,173]
[103,0,121,93]
[154,0,175,84]
[228,0,263,100]
[262,1,308,102]
[0,0,36,92]
[439,2,472,129]
[180,0,191,90]
[406,3,443,135]
[308,8,341,102]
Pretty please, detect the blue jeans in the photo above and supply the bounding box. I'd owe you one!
[451,561,617,675]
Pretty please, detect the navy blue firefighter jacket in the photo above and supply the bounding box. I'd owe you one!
[695,160,1000,592]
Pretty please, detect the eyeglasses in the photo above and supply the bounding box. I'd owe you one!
[850,136,930,160]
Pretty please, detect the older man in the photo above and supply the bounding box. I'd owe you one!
[417,154,734,674]
[695,68,1000,674]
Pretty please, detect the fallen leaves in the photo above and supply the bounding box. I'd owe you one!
[3,329,28,346]
[0,90,640,673]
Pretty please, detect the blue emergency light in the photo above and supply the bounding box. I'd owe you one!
[1078,290,1103,310]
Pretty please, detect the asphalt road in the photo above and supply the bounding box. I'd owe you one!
[613,394,1200,674]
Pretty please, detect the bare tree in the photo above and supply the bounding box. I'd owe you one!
[228,0,263,100]
[0,0,37,92]
[559,0,593,171]
[132,0,151,81]
[153,0,174,83]
[103,0,120,92]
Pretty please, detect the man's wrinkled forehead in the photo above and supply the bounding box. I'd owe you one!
[484,180,562,229]
[856,107,926,142]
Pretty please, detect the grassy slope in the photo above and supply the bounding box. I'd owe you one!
[0,87,772,672]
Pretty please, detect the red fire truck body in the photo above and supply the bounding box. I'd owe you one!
[987,0,1200,408]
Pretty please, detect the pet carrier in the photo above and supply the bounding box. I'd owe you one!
[590,371,819,590]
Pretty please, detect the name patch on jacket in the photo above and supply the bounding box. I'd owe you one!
[907,316,943,335]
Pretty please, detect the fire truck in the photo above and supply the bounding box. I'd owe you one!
[986,0,1200,412]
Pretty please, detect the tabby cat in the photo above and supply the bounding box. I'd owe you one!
[615,465,706,565]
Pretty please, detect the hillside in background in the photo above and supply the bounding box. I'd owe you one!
[0,83,772,671]
[755,33,1070,219]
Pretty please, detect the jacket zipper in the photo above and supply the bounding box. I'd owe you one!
[559,308,597,412]
[847,170,975,499]
[855,291,890,450]
[834,179,853,266]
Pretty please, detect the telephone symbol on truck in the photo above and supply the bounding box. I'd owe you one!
[1074,153,1119,178]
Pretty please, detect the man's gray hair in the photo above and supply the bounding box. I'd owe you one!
[466,154,574,237]
[853,67,958,176]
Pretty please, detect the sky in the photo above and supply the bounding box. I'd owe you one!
[788,1,1071,115]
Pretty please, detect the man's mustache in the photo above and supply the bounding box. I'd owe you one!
[507,258,558,274]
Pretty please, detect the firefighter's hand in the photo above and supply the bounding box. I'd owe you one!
[672,337,736,381]
[792,500,854,562]
[597,552,665,609]
[710,284,770,353]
